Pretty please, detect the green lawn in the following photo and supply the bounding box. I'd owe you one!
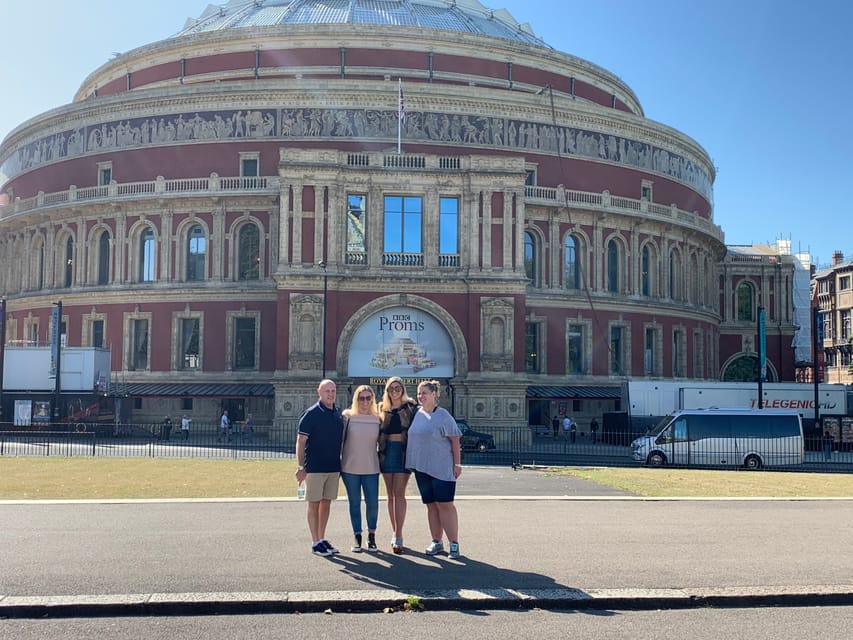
[1,457,853,499]
[552,466,853,498]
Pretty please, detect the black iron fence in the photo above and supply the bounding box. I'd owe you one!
[1,422,852,473]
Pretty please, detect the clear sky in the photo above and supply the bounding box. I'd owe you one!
[1,0,850,266]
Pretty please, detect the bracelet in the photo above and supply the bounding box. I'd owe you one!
[297,465,305,470]
[454,463,462,467]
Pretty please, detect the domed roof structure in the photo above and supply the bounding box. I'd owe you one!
[176,0,546,46]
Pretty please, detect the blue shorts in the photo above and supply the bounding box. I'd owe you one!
[414,470,456,504]
[381,441,407,474]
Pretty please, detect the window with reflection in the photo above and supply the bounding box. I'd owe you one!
[568,324,584,374]
[607,239,619,293]
[524,231,537,285]
[383,196,422,265]
[238,224,260,280]
[234,317,257,369]
[641,245,651,296]
[564,235,579,290]
[525,322,540,373]
[131,319,149,370]
[181,318,201,370]
[186,224,206,281]
[346,194,367,264]
[736,282,754,322]
[64,237,74,288]
[439,197,459,258]
[140,228,155,282]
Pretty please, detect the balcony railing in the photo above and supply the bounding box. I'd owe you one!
[1,171,721,245]
[1,174,279,218]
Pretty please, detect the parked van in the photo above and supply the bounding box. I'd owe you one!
[631,408,804,470]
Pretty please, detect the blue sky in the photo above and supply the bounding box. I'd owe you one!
[1,0,850,266]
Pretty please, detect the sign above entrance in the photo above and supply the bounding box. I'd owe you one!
[348,307,454,377]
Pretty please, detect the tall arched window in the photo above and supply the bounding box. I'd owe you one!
[524,231,538,286]
[139,227,155,282]
[238,224,260,280]
[186,224,206,281]
[669,251,681,300]
[36,242,45,290]
[607,239,619,293]
[64,236,74,288]
[641,245,651,297]
[97,230,110,285]
[736,282,754,321]
[689,254,699,304]
[564,235,579,290]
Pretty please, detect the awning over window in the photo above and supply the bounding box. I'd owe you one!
[526,385,621,400]
[118,383,274,398]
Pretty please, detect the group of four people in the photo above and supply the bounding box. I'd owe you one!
[295,376,463,559]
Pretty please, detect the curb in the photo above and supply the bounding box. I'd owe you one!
[3,586,853,618]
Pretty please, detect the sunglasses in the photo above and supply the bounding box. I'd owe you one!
[388,386,403,393]
[358,395,374,401]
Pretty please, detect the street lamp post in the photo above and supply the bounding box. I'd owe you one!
[52,301,63,420]
[319,261,328,378]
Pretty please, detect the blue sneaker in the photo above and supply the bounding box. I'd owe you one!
[323,540,340,554]
[312,541,333,557]
[448,541,461,559]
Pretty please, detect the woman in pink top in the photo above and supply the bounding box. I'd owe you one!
[341,384,381,552]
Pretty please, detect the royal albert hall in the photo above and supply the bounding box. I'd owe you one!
[1,0,789,430]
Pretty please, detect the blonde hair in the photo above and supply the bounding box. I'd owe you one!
[344,384,379,417]
[379,376,415,413]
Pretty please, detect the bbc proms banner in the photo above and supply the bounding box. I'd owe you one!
[347,307,454,377]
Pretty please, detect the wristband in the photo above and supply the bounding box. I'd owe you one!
[297,465,305,470]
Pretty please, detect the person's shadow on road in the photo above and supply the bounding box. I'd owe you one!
[326,547,590,605]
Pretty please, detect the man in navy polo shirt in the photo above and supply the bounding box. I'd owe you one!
[295,379,345,556]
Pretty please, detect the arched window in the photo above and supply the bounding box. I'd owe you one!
[641,245,651,297]
[186,224,206,281]
[689,254,699,304]
[524,231,538,286]
[64,236,74,288]
[238,224,260,280]
[564,235,579,290]
[97,230,110,285]
[139,227,155,282]
[35,241,45,290]
[669,251,682,300]
[736,282,754,321]
[607,239,619,293]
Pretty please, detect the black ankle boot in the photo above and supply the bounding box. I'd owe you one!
[351,534,363,552]
[367,532,377,552]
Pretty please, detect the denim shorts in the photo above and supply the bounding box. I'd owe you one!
[381,440,407,474]
[413,470,456,504]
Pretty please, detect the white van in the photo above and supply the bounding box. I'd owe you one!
[631,408,804,470]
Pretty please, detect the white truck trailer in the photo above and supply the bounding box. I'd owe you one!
[620,380,848,434]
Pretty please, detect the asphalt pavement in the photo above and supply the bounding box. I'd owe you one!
[2,465,853,618]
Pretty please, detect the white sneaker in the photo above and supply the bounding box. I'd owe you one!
[425,540,444,555]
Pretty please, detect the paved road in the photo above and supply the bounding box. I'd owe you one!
[2,466,852,618]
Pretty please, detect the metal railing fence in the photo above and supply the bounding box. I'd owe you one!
[1,422,852,473]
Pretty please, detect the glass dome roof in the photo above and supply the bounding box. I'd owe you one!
[176,0,547,47]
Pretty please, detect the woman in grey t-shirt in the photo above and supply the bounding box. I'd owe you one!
[405,380,463,559]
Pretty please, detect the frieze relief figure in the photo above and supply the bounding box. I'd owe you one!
[1,106,712,200]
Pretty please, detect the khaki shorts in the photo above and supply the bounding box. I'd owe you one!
[304,472,340,502]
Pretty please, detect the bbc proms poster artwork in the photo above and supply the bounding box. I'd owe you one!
[347,307,454,377]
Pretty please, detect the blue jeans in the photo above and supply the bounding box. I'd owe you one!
[340,472,380,534]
